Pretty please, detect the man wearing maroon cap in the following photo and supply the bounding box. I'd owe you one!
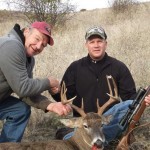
[0,21,72,142]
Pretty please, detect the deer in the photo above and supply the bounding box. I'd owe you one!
[0,75,120,150]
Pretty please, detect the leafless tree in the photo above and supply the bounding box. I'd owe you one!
[5,0,76,27]
[110,0,139,13]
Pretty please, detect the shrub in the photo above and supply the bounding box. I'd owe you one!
[111,0,138,13]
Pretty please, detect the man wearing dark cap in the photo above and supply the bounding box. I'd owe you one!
[53,26,150,145]
[0,21,72,142]
[52,26,137,145]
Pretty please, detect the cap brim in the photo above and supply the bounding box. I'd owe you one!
[49,36,54,46]
[38,29,54,46]
[86,32,105,40]
[43,32,54,46]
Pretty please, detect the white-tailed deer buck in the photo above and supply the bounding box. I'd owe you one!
[0,75,120,150]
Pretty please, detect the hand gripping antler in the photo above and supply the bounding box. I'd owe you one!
[61,81,86,117]
[97,75,121,116]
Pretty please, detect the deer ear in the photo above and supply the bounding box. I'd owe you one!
[101,115,113,125]
[60,117,83,128]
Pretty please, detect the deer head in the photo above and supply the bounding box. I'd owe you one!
[60,75,120,150]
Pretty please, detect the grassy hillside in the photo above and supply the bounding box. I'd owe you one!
[0,2,150,90]
[0,2,150,149]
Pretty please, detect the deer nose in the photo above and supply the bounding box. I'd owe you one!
[94,139,103,148]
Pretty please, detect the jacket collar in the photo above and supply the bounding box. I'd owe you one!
[9,24,32,62]
[13,24,25,45]
[87,53,107,64]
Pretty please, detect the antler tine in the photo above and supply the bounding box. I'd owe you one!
[61,81,76,105]
[71,98,86,117]
[106,75,119,100]
[60,82,86,117]
[97,75,120,116]
[112,76,119,100]
[106,75,113,96]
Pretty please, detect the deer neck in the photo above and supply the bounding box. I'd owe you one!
[69,128,92,150]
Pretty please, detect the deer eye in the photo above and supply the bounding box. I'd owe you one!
[83,123,88,128]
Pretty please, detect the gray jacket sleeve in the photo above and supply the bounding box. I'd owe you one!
[0,39,50,97]
[22,95,52,111]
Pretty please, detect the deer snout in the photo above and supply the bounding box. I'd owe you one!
[93,139,104,150]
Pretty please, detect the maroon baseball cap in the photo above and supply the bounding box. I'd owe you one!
[31,21,54,46]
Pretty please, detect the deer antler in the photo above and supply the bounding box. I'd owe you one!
[97,75,121,116]
[106,75,119,100]
[61,81,76,104]
[61,81,86,117]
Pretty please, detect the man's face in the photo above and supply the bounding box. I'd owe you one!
[24,28,49,57]
[85,35,107,61]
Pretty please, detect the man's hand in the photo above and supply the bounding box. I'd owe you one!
[46,102,72,116]
[145,94,150,106]
[48,77,60,95]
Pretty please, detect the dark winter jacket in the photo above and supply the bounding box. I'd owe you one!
[53,53,136,116]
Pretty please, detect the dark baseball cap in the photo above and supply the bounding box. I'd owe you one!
[85,26,107,40]
[31,21,54,46]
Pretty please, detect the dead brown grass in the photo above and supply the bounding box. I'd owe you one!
[0,2,150,149]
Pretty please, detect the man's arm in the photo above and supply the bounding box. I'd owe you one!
[117,62,136,100]
[22,94,72,116]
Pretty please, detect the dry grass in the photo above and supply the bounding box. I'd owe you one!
[0,1,150,149]
[33,2,150,89]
